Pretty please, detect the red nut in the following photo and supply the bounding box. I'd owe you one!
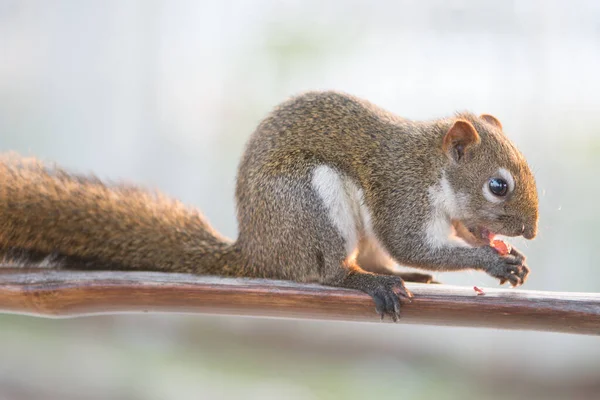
[491,240,512,256]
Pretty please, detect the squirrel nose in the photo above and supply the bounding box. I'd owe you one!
[522,223,537,240]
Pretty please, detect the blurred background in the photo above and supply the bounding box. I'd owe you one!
[1,0,600,399]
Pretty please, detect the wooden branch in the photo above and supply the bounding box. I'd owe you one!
[1,268,599,335]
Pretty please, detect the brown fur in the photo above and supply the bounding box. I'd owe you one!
[0,91,539,320]
[0,155,239,275]
[480,114,503,130]
[441,119,481,158]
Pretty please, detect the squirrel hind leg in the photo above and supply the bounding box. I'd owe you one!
[355,236,395,275]
[309,222,413,321]
[356,237,440,284]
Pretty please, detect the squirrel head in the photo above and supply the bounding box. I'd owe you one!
[440,113,539,245]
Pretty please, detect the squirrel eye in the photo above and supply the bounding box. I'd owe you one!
[489,178,509,196]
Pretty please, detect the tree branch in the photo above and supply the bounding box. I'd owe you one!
[0,268,598,335]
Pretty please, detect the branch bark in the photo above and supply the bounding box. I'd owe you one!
[1,268,599,335]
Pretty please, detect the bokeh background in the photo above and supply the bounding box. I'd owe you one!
[1,0,600,399]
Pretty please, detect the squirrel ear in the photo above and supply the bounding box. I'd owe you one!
[442,120,480,162]
[480,114,502,130]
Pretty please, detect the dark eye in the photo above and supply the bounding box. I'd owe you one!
[489,178,508,196]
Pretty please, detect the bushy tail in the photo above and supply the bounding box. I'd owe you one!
[0,154,238,274]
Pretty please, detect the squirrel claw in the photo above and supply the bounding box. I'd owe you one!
[484,245,530,288]
[493,262,529,287]
[373,290,400,322]
[367,275,411,322]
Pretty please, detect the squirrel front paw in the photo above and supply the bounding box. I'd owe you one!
[342,273,413,322]
[481,246,530,287]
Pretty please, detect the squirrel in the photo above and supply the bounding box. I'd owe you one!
[0,91,539,321]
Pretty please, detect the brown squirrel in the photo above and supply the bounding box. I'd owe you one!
[0,91,539,321]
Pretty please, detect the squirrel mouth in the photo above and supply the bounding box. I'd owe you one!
[452,220,496,247]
